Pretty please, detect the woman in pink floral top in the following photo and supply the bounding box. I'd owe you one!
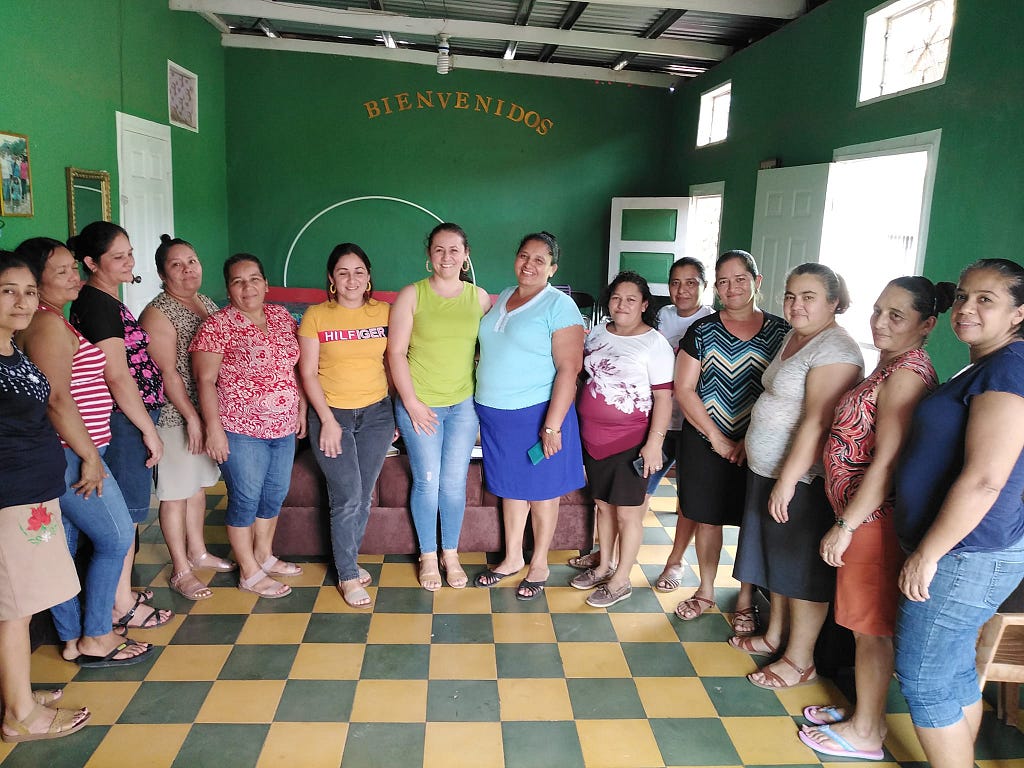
[191,254,306,599]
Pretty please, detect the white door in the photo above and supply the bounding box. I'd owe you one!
[116,113,173,317]
[749,164,831,313]
[609,197,691,297]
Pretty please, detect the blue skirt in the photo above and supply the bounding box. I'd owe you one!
[475,400,586,502]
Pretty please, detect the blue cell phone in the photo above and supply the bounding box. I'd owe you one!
[527,440,546,465]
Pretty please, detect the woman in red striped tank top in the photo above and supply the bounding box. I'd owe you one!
[16,238,153,668]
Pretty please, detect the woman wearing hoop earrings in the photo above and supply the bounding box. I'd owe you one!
[299,244,395,608]
[389,223,491,591]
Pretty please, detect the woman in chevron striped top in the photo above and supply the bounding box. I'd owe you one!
[670,250,789,635]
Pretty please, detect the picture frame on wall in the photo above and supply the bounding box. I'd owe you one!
[0,131,33,217]
[168,60,199,132]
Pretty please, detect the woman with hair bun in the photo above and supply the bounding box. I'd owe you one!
[731,263,863,689]
[799,276,951,761]
[891,259,1024,768]
[140,235,231,602]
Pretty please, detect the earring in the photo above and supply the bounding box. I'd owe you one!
[425,259,433,274]
[461,260,470,273]
[329,283,337,296]
[364,280,373,300]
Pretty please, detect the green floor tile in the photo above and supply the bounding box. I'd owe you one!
[550,612,617,642]
[671,611,734,643]
[650,717,742,765]
[701,677,789,716]
[884,676,910,714]
[118,681,212,724]
[430,613,494,643]
[360,644,430,679]
[207,571,239,588]
[219,644,298,680]
[203,507,227,525]
[138,524,166,543]
[340,723,424,768]
[171,723,268,768]
[371,586,436,613]
[0,724,106,768]
[567,678,646,719]
[722,526,739,545]
[426,680,500,721]
[606,587,667,613]
[250,586,319,614]
[302,613,371,643]
[622,641,696,677]
[653,484,676,498]
[274,679,356,722]
[654,511,679,526]
[643,526,674,544]
[489,585,550,613]
[494,643,565,678]
[501,721,585,768]
[170,614,247,645]
[975,713,1024,759]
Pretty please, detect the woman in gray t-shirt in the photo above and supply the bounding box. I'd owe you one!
[730,264,863,690]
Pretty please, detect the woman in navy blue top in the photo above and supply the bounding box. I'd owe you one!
[893,258,1024,768]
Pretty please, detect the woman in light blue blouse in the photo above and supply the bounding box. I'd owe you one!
[473,232,586,601]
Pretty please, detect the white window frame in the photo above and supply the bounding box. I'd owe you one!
[686,181,724,302]
[857,0,957,106]
[696,81,731,147]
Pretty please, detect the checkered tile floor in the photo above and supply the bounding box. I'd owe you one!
[4,480,1023,767]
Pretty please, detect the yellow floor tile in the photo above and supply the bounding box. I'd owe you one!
[635,677,718,718]
[258,722,348,768]
[637,544,673,565]
[195,680,286,723]
[497,678,574,721]
[377,561,424,588]
[975,760,1024,768]
[723,715,814,764]
[60,681,141,725]
[545,586,596,613]
[276,561,329,588]
[367,613,434,644]
[311,584,378,613]
[0,743,13,762]
[186,587,258,614]
[558,642,631,678]
[491,613,556,643]
[683,642,760,677]
[431,586,492,613]
[608,611,680,642]
[881,712,928,762]
[236,613,311,645]
[85,723,191,768]
[201,525,229,544]
[713,570,743,588]
[289,643,364,679]
[349,679,428,722]
[429,644,496,679]
[29,644,80,684]
[424,722,504,768]
[576,719,664,768]
[147,644,231,681]
[648,496,678,513]
[134,541,171,565]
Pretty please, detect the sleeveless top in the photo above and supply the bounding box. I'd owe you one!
[825,347,937,524]
[148,291,219,428]
[408,278,484,407]
[39,304,114,448]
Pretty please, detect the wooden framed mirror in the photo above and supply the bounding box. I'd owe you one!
[66,167,112,236]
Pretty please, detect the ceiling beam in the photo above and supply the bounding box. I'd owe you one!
[538,2,587,63]
[586,0,804,19]
[170,0,730,60]
[221,33,680,88]
[611,8,684,71]
[503,0,537,60]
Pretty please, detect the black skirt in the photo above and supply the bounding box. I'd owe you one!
[677,422,746,527]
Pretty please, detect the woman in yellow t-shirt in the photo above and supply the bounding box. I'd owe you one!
[299,243,394,608]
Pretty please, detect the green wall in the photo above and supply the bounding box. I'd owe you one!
[0,0,228,294]
[668,0,1024,377]
[224,50,671,298]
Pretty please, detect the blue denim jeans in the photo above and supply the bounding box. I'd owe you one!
[894,536,1024,728]
[50,446,135,640]
[105,408,160,523]
[220,432,295,528]
[394,395,478,553]
[308,397,395,582]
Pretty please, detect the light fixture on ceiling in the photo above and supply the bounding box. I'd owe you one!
[255,19,279,39]
[382,31,397,49]
[611,59,628,72]
[503,42,517,61]
[436,34,451,74]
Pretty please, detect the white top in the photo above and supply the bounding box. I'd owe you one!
[656,303,714,430]
[745,325,863,482]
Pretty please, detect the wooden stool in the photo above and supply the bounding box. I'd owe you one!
[977,613,1024,727]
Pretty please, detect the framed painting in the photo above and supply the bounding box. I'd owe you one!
[0,131,33,217]
[168,60,199,132]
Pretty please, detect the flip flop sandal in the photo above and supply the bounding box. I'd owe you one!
[238,570,291,599]
[169,570,213,601]
[260,556,302,577]
[748,656,818,690]
[113,594,173,634]
[803,704,847,725]
[798,725,884,760]
[1,703,91,743]
[77,638,153,669]
[516,579,547,601]
[474,569,517,588]
[731,605,760,636]
[655,566,684,592]
[188,552,237,572]
[727,634,779,656]
[674,595,716,621]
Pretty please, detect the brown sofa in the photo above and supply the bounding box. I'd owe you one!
[273,444,595,557]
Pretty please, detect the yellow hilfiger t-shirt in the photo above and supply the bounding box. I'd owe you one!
[408,278,485,407]
[299,299,390,409]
